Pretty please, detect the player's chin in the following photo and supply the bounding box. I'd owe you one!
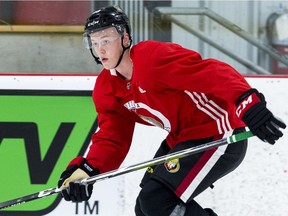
[103,65,113,70]
[102,62,116,70]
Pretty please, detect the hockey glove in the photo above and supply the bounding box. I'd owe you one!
[236,88,286,144]
[58,156,100,202]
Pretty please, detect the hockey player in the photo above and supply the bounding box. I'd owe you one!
[58,6,286,216]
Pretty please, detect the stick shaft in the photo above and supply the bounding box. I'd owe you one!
[83,130,253,184]
[0,130,253,210]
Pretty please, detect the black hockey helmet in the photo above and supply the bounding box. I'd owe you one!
[83,6,132,49]
[85,6,131,35]
[83,6,132,66]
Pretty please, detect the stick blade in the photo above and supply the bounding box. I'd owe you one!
[0,187,60,210]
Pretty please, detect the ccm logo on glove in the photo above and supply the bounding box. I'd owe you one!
[236,92,260,119]
[235,88,286,145]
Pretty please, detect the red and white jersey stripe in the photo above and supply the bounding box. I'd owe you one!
[184,90,232,134]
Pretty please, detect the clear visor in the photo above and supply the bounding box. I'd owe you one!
[83,25,125,49]
[83,32,92,49]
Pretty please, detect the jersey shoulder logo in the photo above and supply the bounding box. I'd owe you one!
[138,86,147,93]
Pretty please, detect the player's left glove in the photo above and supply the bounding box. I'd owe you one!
[58,156,99,202]
[236,88,286,144]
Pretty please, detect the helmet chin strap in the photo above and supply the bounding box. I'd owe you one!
[90,49,101,64]
[113,36,131,69]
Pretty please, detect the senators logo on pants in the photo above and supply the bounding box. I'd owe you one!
[164,159,180,173]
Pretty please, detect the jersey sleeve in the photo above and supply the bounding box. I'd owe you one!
[85,73,136,173]
[86,109,135,173]
[145,42,251,103]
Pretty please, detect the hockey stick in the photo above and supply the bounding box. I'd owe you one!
[0,129,253,210]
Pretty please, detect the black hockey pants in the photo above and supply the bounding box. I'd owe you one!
[134,127,247,216]
[135,179,218,216]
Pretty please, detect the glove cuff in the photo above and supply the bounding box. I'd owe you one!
[67,156,100,177]
[235,88,264,119]
[236,88,259,105]
[79,159,100,177]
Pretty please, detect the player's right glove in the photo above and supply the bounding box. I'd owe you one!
[235,88,286,144]
[58,156,99,202]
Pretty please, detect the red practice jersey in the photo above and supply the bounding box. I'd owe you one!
[86,40,250,173]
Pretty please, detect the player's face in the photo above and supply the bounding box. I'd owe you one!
[90,27,122,69]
